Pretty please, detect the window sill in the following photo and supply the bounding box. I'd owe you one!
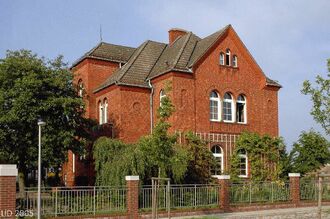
[239,175,248,178]
[219,65,239,70]
[210,120,248,125]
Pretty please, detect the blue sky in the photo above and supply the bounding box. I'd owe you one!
[1,0,329,150]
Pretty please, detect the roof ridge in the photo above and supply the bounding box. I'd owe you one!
[117,41,149,83]
[173,32,192,68]
[146,44,168,80]
[101,41,136,49]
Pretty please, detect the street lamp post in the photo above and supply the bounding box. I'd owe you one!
[37,119,46,219]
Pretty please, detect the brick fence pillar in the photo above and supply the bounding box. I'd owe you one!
[217,175,231,212]
[0,165,18,218]
[126,176,139,219]
[289,173,300,206]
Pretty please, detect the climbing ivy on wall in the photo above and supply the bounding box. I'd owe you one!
[230,132,287,182]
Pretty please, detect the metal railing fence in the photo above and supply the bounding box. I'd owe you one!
[139,184,220,210]
[16,186,127,216]
[230,181,290,204]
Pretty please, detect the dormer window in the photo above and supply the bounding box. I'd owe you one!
[225,49,231,66]
[233,55,238,67]
[219,53,225,65]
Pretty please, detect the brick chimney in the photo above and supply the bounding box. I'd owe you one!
[168,28,188,45]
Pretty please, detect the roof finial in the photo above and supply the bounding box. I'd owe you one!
[99,24,103,42]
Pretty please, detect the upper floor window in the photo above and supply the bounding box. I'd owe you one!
[210,91,220,121]
[98,101,104,125]
[219,53,225,65]
[236,95,246,123]
[233,55,238,67]
[78,79,84,97]
[160,89,166,106]
[98,98,108,125]
[225,49,231,66]
[223,92,234,122]
[211,145,224,175]
[238,149,248,177]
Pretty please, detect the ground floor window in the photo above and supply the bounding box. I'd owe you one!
[211,145,223,175]
[238,149,248,177]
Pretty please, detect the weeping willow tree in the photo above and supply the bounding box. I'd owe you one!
[93,82,189,186]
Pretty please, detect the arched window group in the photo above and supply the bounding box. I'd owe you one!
[209,91,246,123]
[219,49,238,67]
[98,98,108,125]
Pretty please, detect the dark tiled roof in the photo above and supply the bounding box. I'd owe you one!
[77,25,281,92]
[71,42,135,68]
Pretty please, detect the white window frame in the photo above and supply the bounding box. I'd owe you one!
[210,91,221,122]
[233,55,238,67]
[99,101,104,125]
[225,49,231,66]
[223,93,235,123]
[160,89,166,106]
[211,145,224,176]
[238,149,248,178]
[103,98,108,124]
[236,95,247,124]
[219,53,225,65]
[78,80,84,97]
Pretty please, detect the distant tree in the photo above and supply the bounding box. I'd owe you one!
[302,59,330,135]
[290,130,330,175]
[230,132,286,182]
[0,50,93,191]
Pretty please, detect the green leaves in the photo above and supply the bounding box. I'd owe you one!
[0,50,93,185]
[290,129,330,175]
[301,59,330,135]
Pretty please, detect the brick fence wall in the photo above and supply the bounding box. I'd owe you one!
[0,165,18,219]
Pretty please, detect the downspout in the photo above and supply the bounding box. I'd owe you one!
[148,80,154,133]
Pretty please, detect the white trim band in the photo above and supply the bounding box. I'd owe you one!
[125,176,139,181]
[0,165,18,176]
[289,173,301,177]
[212,175,230,180]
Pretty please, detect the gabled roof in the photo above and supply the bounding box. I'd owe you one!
[71,42,136,68]
[74,25,281,92]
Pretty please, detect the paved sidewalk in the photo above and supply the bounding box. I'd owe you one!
[173,206,330,219]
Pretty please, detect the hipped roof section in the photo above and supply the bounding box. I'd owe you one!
[72,25,281,93]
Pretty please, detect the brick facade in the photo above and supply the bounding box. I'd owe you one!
[0,165,18,218]
[64,25,281,185]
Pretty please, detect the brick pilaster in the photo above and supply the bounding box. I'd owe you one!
[0,165,18,218]
[217,175,231,212]
[289,173,300,206]
[126,176,139,219]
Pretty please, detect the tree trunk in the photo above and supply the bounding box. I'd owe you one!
[18,171,26,193]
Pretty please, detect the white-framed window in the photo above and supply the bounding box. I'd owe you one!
[211,145,224,175]
[223,92,234,122]
[78,79,84,97]
[160,89,166,106]
[236,94,246,123]
[98,101,104,125]
[233,55,238,67]
[219,52,225,65]
[103,98,108,124]
[225,49,231,66]
[210,91,220,121]
[238,149,248,177]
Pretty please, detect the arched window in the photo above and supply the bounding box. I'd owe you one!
[219,52,225,65]
[236,95,246,123]
[223,93,234,122]
[211,145,224,175]
[238,149,248,177]
[103,98,108,124]
[225,49,231,66]
[210,91,220,121]
[233,55,238,67]
[160,89,166,106]
[98,101,104,125]
[78,79,84,97]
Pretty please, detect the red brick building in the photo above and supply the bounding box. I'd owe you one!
[63,25,281,186]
